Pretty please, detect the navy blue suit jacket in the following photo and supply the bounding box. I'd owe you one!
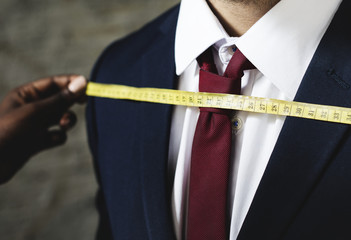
[87,2,351,239]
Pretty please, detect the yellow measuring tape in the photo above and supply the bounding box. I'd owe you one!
[86,82,351,125]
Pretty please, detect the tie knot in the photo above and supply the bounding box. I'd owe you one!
[197,47,255,95]
[224,48,255,79]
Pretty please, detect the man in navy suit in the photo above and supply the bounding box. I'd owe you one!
[87,0,351,239]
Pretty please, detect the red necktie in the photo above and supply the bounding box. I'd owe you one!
[187,47,254,240]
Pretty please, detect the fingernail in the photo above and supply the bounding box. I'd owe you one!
[68,75,87,93]
[60,117,70,127]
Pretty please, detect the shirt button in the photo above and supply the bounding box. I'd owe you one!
[228,46,235,55]
[231,115,243,134]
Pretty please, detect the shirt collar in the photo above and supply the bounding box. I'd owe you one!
[175,0,229,76]
[175,0,342,99]
[236,0,343,99]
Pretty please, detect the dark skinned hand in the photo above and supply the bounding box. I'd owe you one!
[0,75,87,184]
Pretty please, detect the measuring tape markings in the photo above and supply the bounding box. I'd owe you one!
[86,82,351,125]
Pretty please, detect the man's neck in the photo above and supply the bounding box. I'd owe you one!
[207,0,280,36]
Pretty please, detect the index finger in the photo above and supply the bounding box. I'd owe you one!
[31,75,87,100]
[32,75,80,94]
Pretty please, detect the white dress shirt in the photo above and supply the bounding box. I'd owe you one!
[169,0,342,239]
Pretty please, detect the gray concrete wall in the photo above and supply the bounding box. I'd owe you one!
[0,0,178,239]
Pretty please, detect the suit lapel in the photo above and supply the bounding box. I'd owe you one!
[138,6,179,240]
[238,2,351,239]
